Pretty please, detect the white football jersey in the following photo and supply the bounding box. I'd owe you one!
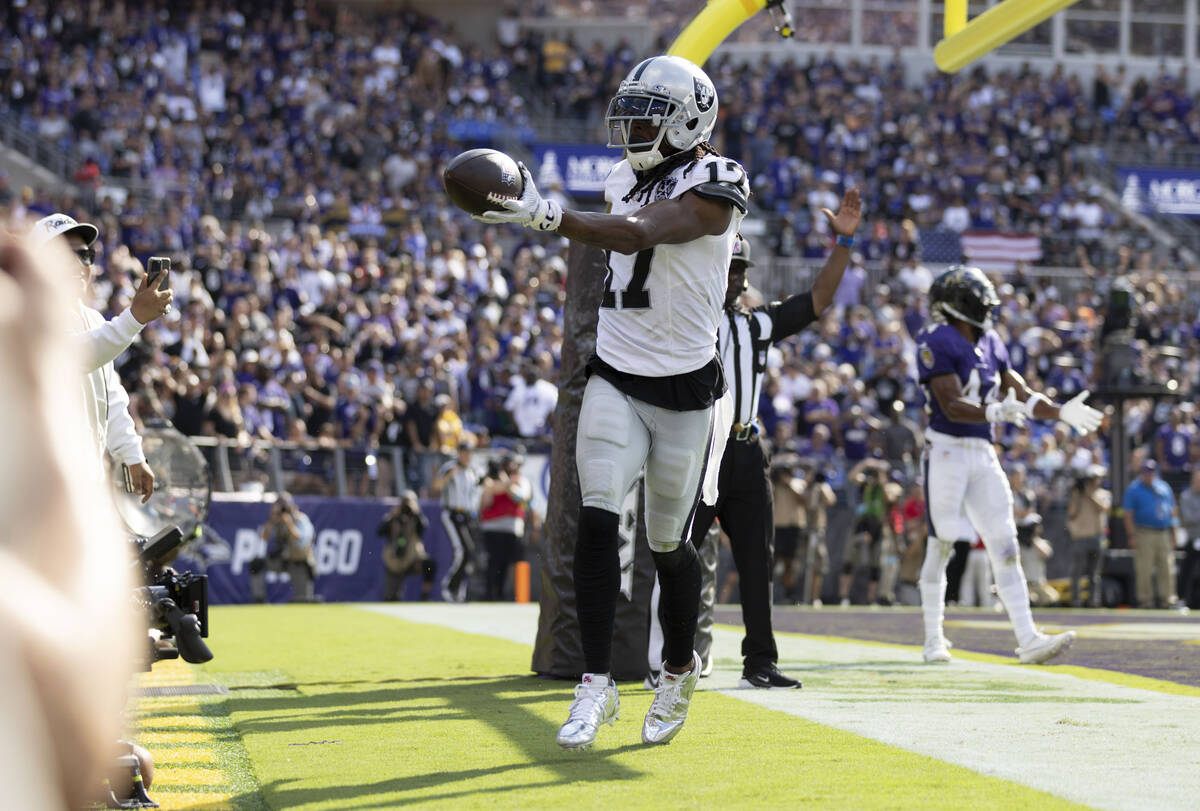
[598,154,749,377]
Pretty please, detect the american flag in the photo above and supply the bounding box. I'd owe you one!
[960,231,1042,270]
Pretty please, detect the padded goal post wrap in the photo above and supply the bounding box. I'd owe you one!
[532,243,659,681]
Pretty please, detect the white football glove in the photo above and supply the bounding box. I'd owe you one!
[472,162,563,232]
[1058,390,1103,435]
[985,388,1027,428]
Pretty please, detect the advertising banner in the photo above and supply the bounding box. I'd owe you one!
[1117,167,1200,217]
[184,497,445,604]
[533,143,620,200]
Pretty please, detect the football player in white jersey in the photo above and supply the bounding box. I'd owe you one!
[476,55,749,749]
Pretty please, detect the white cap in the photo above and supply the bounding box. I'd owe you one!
[31,213,99,247]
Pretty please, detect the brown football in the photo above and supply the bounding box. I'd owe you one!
[442,148,524,216]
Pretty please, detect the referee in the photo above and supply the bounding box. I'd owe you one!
[432,438,481,602]
[690,188,861,689]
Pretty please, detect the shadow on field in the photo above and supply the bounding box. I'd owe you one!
[227,675,648,807]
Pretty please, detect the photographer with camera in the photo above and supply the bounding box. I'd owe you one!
[1067,464,1111,607]
[32,214,173,502]
[839,456,900,606]
[250,494,317,603]
[378,490,437,601]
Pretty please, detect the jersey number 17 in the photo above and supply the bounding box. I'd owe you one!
[601,247,654,310]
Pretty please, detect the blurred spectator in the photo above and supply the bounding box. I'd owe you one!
[1066,464,1110,607]
[479,451,532,601]
[959,538,997,609]
[1123,460,1179,609]
[1018,513,1059,606]
[1178,470,1200,609]
[505,364,558,440]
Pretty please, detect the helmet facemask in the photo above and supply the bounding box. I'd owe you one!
[606,92,682,171]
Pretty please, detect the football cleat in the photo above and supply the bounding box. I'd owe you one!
[923,638,953,663]
[557,673,620,750]
[1016,630,1076,665]
[642,651,701,745]
[643,670,661,690]
[739,664,802,690]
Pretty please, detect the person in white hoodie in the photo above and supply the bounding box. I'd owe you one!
[31,213,173,502]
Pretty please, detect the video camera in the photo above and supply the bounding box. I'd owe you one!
[131,526,212,668]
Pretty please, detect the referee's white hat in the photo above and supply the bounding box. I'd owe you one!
[31,213,99,247]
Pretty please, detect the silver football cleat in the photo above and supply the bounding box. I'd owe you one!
[642,651,701,745]
[557,673,620,750]
[1016,630,1076,664]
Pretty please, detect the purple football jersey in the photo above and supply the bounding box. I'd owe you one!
[915,323,1009,440]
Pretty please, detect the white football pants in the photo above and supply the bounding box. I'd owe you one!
[920,431,1037,647]
[576,376,715,552]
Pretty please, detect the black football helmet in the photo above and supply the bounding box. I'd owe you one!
[930,265,999,329]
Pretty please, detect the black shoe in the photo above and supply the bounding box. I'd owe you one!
[739,665,802,689]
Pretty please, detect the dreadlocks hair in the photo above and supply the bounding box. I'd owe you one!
[622,142,722,206]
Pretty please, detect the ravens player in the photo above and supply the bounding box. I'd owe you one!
[475,55,749,748]
[916,267,1102,664]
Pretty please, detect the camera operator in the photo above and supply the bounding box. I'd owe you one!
[378,490,437,601]
[250,494,317,603]
[1067,464,1110,607]
[479,451,532,601]
[32,214,172,502]
[839,456,896,606]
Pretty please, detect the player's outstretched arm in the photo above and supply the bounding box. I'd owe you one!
[929,373,1025,427]
[1000,369,1103,435]
[557,191,732,254]
[474,161,732,254]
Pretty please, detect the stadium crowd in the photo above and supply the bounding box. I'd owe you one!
[2,1,1200,604]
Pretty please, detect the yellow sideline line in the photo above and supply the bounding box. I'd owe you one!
[130,659,236,809]
[715,624,1200,698]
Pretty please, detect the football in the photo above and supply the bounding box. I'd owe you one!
[442,148,524,216]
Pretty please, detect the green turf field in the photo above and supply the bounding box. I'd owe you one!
[131,604,1093,810]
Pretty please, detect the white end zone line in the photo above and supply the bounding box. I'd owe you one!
[364,603,1200,811]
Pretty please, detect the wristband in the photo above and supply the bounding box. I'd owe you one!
[1022,391,1049,418]
[835,234,855,248]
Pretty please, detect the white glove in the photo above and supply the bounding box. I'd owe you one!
[1059,390,1103,435]
[985,388,1027,428]
[472,162,563,232]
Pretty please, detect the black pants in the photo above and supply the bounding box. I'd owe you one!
[441,509,477,602]
[484,530,520,601]
[690,435,777,671]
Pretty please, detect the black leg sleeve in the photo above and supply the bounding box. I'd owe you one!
[574,506,621,674]
[651,540,702,669]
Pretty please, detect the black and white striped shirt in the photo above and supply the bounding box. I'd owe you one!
[438,461,481,513]
[719,292,818,427]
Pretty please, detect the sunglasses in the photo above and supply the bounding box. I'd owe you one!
[74,247,96,267]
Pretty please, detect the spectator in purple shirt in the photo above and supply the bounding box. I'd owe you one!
[1156,407,1196,473]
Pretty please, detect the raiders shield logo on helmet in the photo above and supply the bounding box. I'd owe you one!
[693,78,714,113]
